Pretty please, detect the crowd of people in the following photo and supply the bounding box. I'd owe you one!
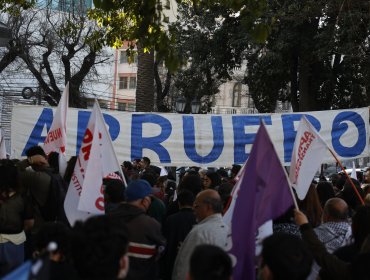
[1,145,370,279]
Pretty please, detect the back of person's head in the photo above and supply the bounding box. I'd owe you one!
[0,159,19,193]
[122,161,132,170]
[104,178,126,203]
[47,151,59,173]
[205,171,222,189]
[177,190,195,207]
[217,182,233,208]
[34,222,71,260]
[26,145,47,158]
[142,156,150,165]
[352,205,370,246]
[323,197,349,222]
[140,171,158,187]
[199,190,223,214]
[71,215,129,280]
[231,164,241,176]
[188,244,232,280]
[316,181,335,207]
[261,233,313,280]
[178,173,202,197]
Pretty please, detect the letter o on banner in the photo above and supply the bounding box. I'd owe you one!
[331,111,366,157]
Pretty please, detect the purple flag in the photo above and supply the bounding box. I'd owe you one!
[228,122,294,280]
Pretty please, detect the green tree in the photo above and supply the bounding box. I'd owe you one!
[1,2,110,107]
[245,0,370,112]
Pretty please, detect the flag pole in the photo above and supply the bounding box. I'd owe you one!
[289,184,300,210]
[328,148,364,205]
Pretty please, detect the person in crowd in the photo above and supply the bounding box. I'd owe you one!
[217,182,233,210]
[0,159,34,276]
[104,178,126,212]
[71,215,129,280]
[63,156,77,186]
[202,171,221,190]
[295,209,370,280]
[308,198,352,280]
[332,173,346,194]
[161,190,197,280]
[365,193,370,205]
[140,172,166,224]
[33,222,78,280]
[121,161,135,182]
[273,206,301,237]
[216,168,229,183]
[139,157,161,176]
[198,168,207,181]
[229,164,241,185]
[334,205,370,262]
[187,244,232,280]
[316,181,335,208]
[298,183,323,227]
[172,189,229,280]
[107,179,165,280]
[166,173,202,218]
[337,178,365,217]
[258,233,313,280]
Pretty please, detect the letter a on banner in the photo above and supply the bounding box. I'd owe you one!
[43,83,69,155]
[289,116,328,200]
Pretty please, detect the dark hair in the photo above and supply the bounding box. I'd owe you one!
[204,171,222,189]
[63,156,77,185]
[71,215,128,280]
[217,182,233,209]
[262,233,313,280]
[0,159,19,193]
[352,206,370,247]
[35,222,71,257]
[316,181,335,208]
[122,161,132,170]
[216,168,228,179]
[178,174,202,197]
[104,178,126,203]
[177,190,195,207]
[140,171,158,187]
[189,244,232,280]
[48,151,59,173]
[26,145,46,158]
[142,157,150,165]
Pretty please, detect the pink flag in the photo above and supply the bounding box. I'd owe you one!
[289,116,328,200]
[43,83,69,155]
[64,101,125,225]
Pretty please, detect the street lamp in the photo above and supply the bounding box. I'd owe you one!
[191,98,201,114]
[175,96,186,113]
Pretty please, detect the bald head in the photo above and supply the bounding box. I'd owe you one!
[193,190,223,222]
[323,198,349,222]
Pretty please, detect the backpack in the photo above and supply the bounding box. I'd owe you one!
[38,170,68,223]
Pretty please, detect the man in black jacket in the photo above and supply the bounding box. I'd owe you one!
[107,179,166,280]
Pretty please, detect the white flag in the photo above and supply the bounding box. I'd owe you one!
[64,101,125,225]
[0,129,7,159]
[351,161,357,180]
[78,101,124,214]
[289,116,328,200]
[43,83,69,155]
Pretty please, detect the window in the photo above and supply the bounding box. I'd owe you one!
[118,102,127,111]
[129,77,137,89]
[120,51,128,64]
[128,103,135,111]
[119,77,128,89]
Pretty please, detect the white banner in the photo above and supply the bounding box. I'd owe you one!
[11,105,369,167]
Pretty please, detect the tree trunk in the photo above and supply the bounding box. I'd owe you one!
[136,43,154,112]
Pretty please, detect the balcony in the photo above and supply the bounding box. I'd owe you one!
[210,106,258,115]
